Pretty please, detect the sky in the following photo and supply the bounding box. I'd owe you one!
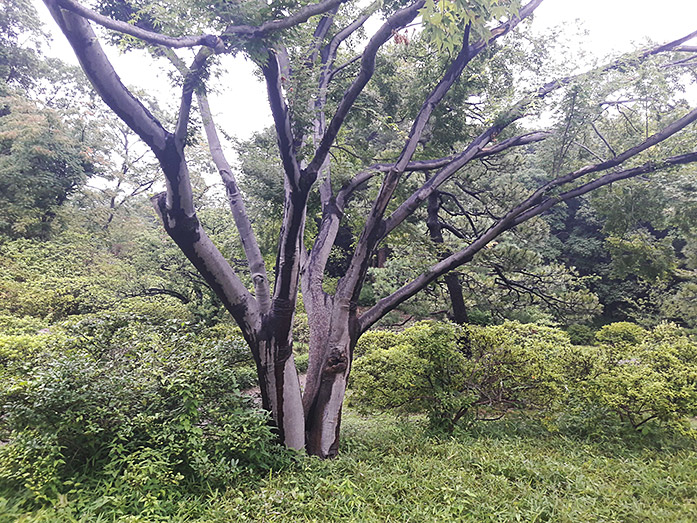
[33,0,697,142]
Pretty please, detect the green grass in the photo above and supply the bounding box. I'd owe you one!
[2,411,696,522]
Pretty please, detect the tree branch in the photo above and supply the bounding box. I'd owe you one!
[226,0,348,38]
[304,0,425,176]
[44,0,167,151]
[512,151,697,225]
[198,90,272,313]
[55,0,224,50]
[262,48,304,188]
[359,148,697,333]
[336,131,550,209]
[55,0,349,50]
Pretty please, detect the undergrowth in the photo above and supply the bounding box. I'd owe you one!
[1,411,696,522]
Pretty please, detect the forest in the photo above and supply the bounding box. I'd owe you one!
[1,0,697,520]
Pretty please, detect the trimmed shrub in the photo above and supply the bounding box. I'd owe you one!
[595,321,647,347]
[350,321,569,432]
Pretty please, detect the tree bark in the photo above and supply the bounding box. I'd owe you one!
[301,294,358,457]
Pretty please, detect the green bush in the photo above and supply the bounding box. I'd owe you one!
[0,314,291,513]
[353,329,402,358]
[581,322,697,432]
[351,320,697,437]
[566,324,596,345]
[0,314,48,335]
[350,321,568,432]
[595,321,647,347]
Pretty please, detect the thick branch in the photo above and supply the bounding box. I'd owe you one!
[262,49,304,188]
[198,91,272,313]
[55,0,348,50]
[55,0,224,50]
[44,0,167,151]
[226,0,348,38]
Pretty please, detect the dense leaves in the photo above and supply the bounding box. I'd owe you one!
[0,314,288,514]
[350,320,697,434]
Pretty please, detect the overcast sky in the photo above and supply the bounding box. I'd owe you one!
[35,0,697,141]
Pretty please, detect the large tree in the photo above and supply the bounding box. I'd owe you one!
[41,0,697,456]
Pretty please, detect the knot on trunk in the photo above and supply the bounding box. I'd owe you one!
[324,351,348,374]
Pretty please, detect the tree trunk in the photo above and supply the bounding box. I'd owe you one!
[426,190,468,324]
[253,334,305,450]
[444,272,468,324]
[301,294,357,457]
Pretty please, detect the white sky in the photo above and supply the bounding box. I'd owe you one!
[34,0,697,142]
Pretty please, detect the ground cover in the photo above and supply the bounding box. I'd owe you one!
[2,412,695,522]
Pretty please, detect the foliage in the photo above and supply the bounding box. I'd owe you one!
[0,95,93,241]
[572,322,697,432]
[595,321,647,347]
[4,412,696,521]
[0,0,45,91]
[351,320,697,435]
[566,323,596,346]
[0,314,48,335]
[350,321,568,432]
[0,313,289,514]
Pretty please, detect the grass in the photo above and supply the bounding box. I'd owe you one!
[1,411,696,522]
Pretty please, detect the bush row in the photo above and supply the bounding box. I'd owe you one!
[349,320,697,435]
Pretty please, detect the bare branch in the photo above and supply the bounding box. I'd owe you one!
[305,0,425,176]
[590,120,617,157]
[336,131,551,209]
[55,0,224,50]
[512,151,697,225]
[198,91,272,313]
[227,0,348,38]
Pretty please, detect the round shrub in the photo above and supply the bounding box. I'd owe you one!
[595,322,647,347]
[353,329,403,358]
[350,321,569,432]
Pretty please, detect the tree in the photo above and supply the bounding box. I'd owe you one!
[41,0,697,456]
[0,94,94,240]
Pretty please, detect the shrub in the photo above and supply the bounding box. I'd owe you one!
[584,322,697,432]
[350,320,697,437]
[566,324,596,345]
[350,321,569,432]
[0,314,48,335]
[353,329,403,358]
[595,321,647,347]
[0,314,291,512]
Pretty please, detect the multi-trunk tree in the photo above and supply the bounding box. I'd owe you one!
[41,0,697,456]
